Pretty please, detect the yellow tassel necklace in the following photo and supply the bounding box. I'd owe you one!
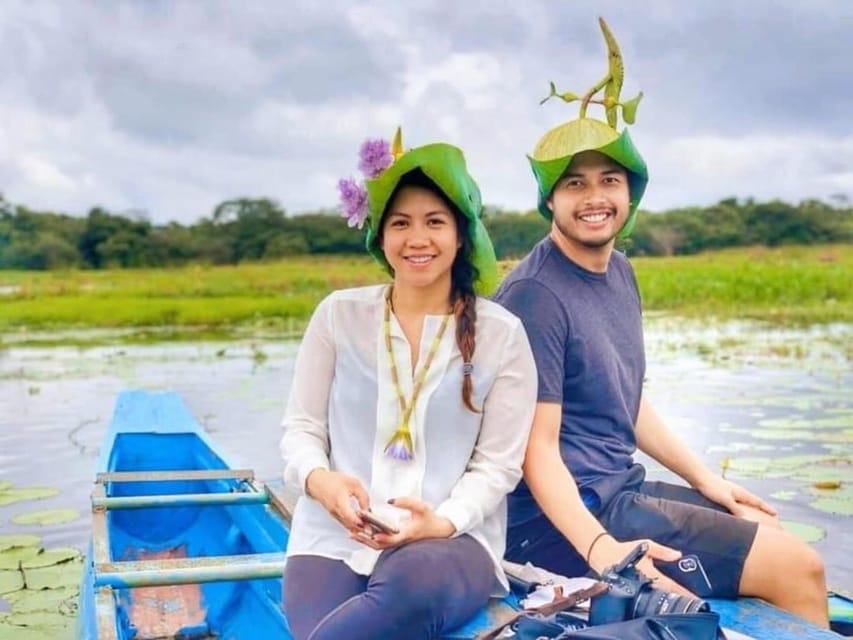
[382,287,451,461]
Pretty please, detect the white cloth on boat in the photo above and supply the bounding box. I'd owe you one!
[280,284,537,594]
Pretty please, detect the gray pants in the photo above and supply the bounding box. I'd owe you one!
[284,535,493,640]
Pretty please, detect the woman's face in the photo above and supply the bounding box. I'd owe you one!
[380,185,461,294]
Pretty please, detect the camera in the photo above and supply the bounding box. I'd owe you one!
[588,542,709,625]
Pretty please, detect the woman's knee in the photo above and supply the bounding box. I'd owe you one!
[374,537,492,605]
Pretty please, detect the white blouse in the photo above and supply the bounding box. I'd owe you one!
[280,284,537,594]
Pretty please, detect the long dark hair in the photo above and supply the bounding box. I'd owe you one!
[381,170,481,413]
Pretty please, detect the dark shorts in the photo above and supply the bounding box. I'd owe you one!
[506,480,758,598]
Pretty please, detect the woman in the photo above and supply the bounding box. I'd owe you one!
[280,130,537,640]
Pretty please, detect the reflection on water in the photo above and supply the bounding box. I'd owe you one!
[0,319,850,592]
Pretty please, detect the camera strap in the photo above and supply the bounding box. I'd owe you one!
[476,582,608,640]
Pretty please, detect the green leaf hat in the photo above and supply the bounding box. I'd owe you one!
[529,18,649,239]
[350,129,500,295]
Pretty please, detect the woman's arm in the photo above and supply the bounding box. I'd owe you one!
[280,295,370,530]
[280,295,336,492]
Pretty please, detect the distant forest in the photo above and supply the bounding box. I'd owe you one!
[0,194,850,270]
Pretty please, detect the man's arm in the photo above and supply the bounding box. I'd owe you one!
[634,394,778,522]
[525,402,688,592]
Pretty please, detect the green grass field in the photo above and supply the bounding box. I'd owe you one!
[0,245,850,345]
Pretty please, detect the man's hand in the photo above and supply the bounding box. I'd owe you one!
[588,535,695,597]
[349,496,455,550]
[694,475,778,523]
[305,468,370,530]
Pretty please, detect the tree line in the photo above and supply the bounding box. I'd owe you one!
[0,194,850,270]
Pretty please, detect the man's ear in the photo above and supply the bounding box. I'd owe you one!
[546,198,554,212]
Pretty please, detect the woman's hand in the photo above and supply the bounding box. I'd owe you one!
[349,496,455,550]
[587,534,695,597]
[305,468,369,530]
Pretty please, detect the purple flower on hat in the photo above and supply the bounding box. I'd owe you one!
[358,139,393,178]
[337,177,368,229]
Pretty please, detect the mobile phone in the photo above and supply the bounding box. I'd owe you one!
[358,509,399,535]
[653,555,713,597]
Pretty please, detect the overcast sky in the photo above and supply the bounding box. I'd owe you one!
[2,1,851,224]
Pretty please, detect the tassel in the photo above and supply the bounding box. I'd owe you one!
[384,425,414,461]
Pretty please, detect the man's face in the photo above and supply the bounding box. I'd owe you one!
[546,150,631,251]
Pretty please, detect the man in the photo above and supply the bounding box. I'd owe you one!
[494,19,828,627]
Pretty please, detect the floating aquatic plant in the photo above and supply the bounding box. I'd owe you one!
[770,490,798,501]
[0,547,41,571]
[0,487,59,508]
[0,536,40,554]
[781,520,826,543]
[0,571,23,596]
[10,509,79,527]
[809,484,853,516]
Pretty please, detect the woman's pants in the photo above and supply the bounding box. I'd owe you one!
[283,535,494,640]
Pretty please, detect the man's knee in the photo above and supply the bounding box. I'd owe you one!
[795,542,826,584]
[742,526,826,595]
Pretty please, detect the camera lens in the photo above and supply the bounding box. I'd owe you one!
[633,586,710,618]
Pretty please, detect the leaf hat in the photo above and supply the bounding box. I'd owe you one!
[529,18,649,239]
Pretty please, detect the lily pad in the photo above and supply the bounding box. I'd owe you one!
[20,548,80,570]
[0,537,40,553]
[3,586,77,613]
[0,548,41,571]
[723,454,853,484]
[0,572,23,596]
[759,415,853,430]
[0,625,50,640]
[770,490,797,501]
[0,610,68,627]
[810,494,853,516]
[0,609,73,640]
[22,558,83,590]
[781,520,825,543]
[0,482,10,492]
[706,442,776,454]
[0,488,59,507]
[10,509,80,527]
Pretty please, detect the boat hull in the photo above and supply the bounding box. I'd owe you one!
[78,391,291,640]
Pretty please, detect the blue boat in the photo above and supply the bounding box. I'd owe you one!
[77,390,291,639]
[78,390,848,639]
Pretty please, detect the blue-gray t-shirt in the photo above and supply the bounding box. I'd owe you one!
[494,237,646,526]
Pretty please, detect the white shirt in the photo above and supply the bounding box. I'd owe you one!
[280,284,537,594]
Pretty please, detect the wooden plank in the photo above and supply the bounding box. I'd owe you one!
[94,587,119,640]
[259,482,295,527]
[91,484,111,565]
[96,469,254,483]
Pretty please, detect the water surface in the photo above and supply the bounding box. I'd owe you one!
[0,319,850,594]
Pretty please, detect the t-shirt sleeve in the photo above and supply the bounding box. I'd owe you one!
[495,279,568,404]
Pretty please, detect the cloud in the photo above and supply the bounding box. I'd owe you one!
[648,132,853,206]
[1,0,851,223]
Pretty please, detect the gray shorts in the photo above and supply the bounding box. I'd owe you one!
[506,480,758,598]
